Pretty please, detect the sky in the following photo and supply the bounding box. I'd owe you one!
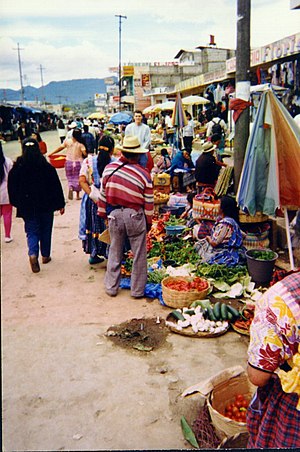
[0,0,299,90]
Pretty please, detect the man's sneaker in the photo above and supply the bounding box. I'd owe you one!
[4,237,13,243]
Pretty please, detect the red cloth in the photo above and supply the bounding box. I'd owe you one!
[146,151,154,173]
[39,141,47,155]
[229,98,252,122]
[256,67,261,84]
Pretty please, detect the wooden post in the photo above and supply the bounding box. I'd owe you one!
[234,0,251,192]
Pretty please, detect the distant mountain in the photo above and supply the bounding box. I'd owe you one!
[0,77,117,105]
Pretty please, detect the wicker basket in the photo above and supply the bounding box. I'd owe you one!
[239,212,269,223]
[166,314,229,338]
[207,373,255,440]
[161,276,210,308]
[192,198,220,221]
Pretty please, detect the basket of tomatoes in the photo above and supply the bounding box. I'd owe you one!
[161,276,210,308]
[207,372,255,440]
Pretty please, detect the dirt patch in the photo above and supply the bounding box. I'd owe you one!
[105,317,169,352]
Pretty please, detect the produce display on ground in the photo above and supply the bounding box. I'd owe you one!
[120,207,270,336]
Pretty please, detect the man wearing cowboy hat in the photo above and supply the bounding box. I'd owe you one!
[195,141,226,191]
[98,136,154,298]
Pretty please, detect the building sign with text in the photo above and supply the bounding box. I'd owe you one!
[226,33,300,73]
[122,65,134,77]
[94,93,107,107]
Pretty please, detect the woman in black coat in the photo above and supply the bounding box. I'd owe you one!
[8,138,65,273]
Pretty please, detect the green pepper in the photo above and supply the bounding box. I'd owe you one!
[181,416,199,448]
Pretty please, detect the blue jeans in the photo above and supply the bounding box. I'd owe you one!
[23,212,54,257]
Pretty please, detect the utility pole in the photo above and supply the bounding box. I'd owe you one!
[115,14,127,112]
[39,64,46,108]
[234,0,251,192]
[13,43,25,104]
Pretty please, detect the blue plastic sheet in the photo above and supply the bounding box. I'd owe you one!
[119,278,166,306]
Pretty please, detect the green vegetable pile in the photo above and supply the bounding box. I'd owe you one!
[147,268,168,284]
[165,215,186,226]
[194,263,248,283]
[248,250,276,261]
[164,239,199,266]
[148,236,199,266]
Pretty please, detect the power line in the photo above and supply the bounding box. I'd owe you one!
[13,43,25,104]
[115,14,127,112]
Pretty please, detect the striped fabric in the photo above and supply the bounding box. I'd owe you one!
[247,377,300,448]
[247,272,300,448]
[98,158,154,226]
[65,160,82,191]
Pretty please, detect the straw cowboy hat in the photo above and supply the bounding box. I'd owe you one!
[116,135,147,154]
[69,121,78,129]
[202,141,216,153]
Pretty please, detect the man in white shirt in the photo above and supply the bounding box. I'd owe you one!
[125,110,151,149]
[164,112,175,146]
[206,113,227,138]
[182,112,195,153]
[206,111,227,152]
[125,110,151,168]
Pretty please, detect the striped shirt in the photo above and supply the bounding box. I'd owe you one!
[98,157,154,226]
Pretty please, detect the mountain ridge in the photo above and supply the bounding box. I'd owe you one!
[0,77,117,104]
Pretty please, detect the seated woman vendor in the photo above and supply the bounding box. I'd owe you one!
[195,195,246,266]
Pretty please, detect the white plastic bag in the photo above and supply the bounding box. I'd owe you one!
[89,184,101,202]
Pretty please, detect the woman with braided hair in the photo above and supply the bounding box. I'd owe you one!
[78,135,115,265]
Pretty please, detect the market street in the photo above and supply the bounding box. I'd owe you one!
[1,130,250,450]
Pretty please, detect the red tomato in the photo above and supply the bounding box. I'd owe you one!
[232,406,239,415]
[240,411,247,422]
[235,400,243,408]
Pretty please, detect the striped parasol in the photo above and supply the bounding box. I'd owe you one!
[171,92,188,150]
[237,87,300,269]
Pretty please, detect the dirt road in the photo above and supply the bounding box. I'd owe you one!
[1,131,249,451]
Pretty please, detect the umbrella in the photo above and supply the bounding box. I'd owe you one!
[155,100,175,112]
[182,95,210,106]
[237,88,300,269]
[143,105,158,114]
[122,110,134,117]
[171,92,188,151]
[172,92,187,128]
[87,112,106,119]
[109,112,132,125]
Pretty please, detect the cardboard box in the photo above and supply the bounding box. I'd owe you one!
[153,173,171,186]
[154,185,170,194]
